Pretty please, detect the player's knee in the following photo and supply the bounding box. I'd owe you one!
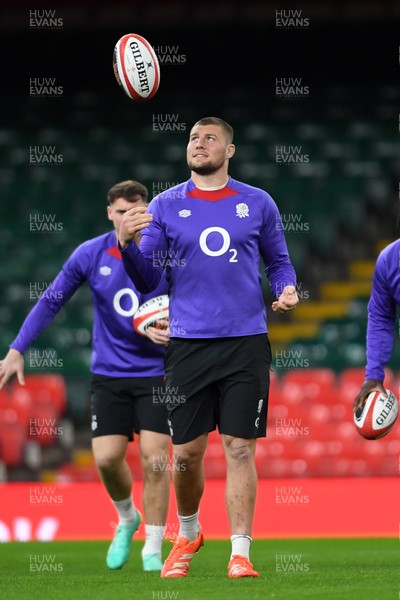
[225,438,254,464]
[173,447,203,470]
[142,450,169,478]
[94,451,124,472]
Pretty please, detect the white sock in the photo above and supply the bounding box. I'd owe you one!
[230,534,252,559]
[142,524,165,557]
[112,496,137,526]
[178,511,200,541]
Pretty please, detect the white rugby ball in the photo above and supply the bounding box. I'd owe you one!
[113,33,160,101]
[133,295,169,336]
[354,389,399,440]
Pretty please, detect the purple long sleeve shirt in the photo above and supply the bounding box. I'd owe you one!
[365,239,400,381]
[121,177,297,338]
[11,231,167,377]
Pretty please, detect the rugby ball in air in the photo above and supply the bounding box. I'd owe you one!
[133,295,169,336]
[354,389,399,440]
[113,33,160,101]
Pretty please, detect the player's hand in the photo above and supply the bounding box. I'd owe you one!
[118,206,153,249]
[353,379,387,413]
[146,319,170,346]
[272,285,299,313]
[0,348,25,389]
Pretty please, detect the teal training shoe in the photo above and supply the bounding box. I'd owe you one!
[106,510,142,570]
[142,552,163,572]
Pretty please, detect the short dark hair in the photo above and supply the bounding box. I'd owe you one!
[107,180,149,204]
[191,117,234,144]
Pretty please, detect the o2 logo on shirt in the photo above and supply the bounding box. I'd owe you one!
[113,288,139,317]
[199,227,238,262]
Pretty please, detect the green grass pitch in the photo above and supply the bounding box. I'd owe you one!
[0,538,398,600]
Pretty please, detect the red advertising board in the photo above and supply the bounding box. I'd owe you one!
[0,478,398,541]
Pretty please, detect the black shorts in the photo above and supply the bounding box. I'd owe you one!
[164,335,271,444]
[90,374,169,441]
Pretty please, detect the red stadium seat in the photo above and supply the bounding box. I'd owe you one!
[324,440,345,457]
[330,402,349,422]
[281,368,336,386]
[279,381,306,405]
[0,393,31,435]
[302,457,322,476]
[336,381,362,405]
[204,454,226,478]
[302,440,326,459]
[206,441,224,459]
[308,422,337,441]
[281,369,337,407]
[257,458,290,477]
[0,388,11,403]
[288,458,309,476]
[13,374,67,416]
[0,408,25,466]
[315,387,341,404]
[361,440,387,459]
[257,439,283,458]
[336,420,360,441]
[308,403,331,425]
[318,458,352,477]
[266,439,305,459]
[267,402,289,421]
[384,439,400,455]
[0,406,20,428]
[28,404,61,447]
[334,439,367,459]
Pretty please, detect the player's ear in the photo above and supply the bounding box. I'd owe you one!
[107,204,113,221]
[227,144,235,159]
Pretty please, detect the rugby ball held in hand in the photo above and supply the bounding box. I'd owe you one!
[133,295,169,336]
[113,33,160,100]
[354,389,399,440]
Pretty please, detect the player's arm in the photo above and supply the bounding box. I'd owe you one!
[0,249,87,389]
[258,198,298,313]
[353,254,396,411]
[118,201,167,293]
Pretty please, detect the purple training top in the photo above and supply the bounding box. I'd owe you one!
[365,239,400,381]
[121,177,296,338]
[11,231,168,377]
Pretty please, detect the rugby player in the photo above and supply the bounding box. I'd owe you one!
[353,238,400,410]
[118,119,298,578]
[0,180,171,571]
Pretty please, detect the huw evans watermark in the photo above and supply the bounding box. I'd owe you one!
[153,45,186,66]
[29,554,63,572]
[152,114,187,133]
[29,9,63,29]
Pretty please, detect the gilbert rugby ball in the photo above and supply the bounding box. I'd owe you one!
[354,389,399,440]
[113,33,160,101]
[133,295,169,336]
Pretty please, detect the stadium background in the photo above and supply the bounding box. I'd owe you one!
[0,0,399,544]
